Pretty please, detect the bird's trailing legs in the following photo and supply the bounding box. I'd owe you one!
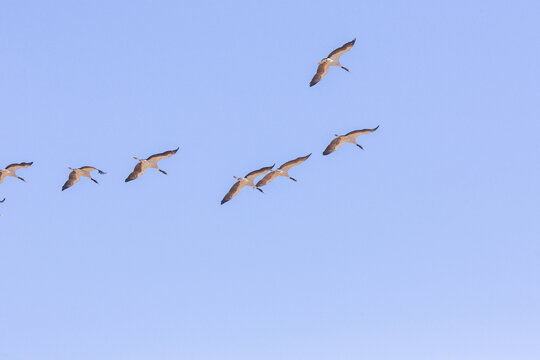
[289,177,297,182]
[91,178,99,184]
[159,169,168,175]
[256,187,264,193]
[17,176,25,182]
[356,144,365,151]
[341,66,349,72]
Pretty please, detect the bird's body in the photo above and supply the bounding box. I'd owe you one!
[62,166,106,191]
[221,165,274,204]
[323,126,379,155]
[256,154,311,187]
[0,162,33,183]
[310,39,356,87]
[125,147,179,182]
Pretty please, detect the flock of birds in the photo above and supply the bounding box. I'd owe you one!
[1,38,379,214]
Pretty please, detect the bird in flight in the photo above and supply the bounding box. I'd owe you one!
[125,147,179,182]
[0,162,33,183]
[62,166,106,191]
[256,154,311,188]
[221,164,274,204]
[323,126,379,155]
[310,39,356,87]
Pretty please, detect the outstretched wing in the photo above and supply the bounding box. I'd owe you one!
[256,171,279,188]
[245,164,275,182]
[125,162,146,182]
[62,171,80,191]
[79,166,106,175]
[221,181,245,204]
[345,125,379,138]
[147,147,179,163]
[327,38,356,61]
[5,162,33,172]
[279,153,312,172]
[310,62,330,87]
[323,137,345,155]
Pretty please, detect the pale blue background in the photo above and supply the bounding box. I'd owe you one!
[1,1,539,359]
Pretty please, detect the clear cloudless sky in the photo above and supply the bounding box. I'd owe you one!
[1,1,539,359]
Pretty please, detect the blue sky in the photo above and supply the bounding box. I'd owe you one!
[1,1,539,359]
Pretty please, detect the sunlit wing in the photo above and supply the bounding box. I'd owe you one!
[323,137,345,155]
[62,171,80,191]
[147,147,179,163]
[125,162,147,182]
[79,166,106,174]
[5,162,33,172]
[245,164,275,182]
[221,181,245,204]
[279,154,311,172]
[310,62,330,87]
[327,38,356,61]
[255,171,279,187]
[345,125,379,138]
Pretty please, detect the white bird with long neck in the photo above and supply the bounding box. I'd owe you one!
[125,147,179,182]
[62,166,106,191]
[323,126,379,155]
[310,39,356,87]
[221,164,275,204]
[256,154,311,188]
